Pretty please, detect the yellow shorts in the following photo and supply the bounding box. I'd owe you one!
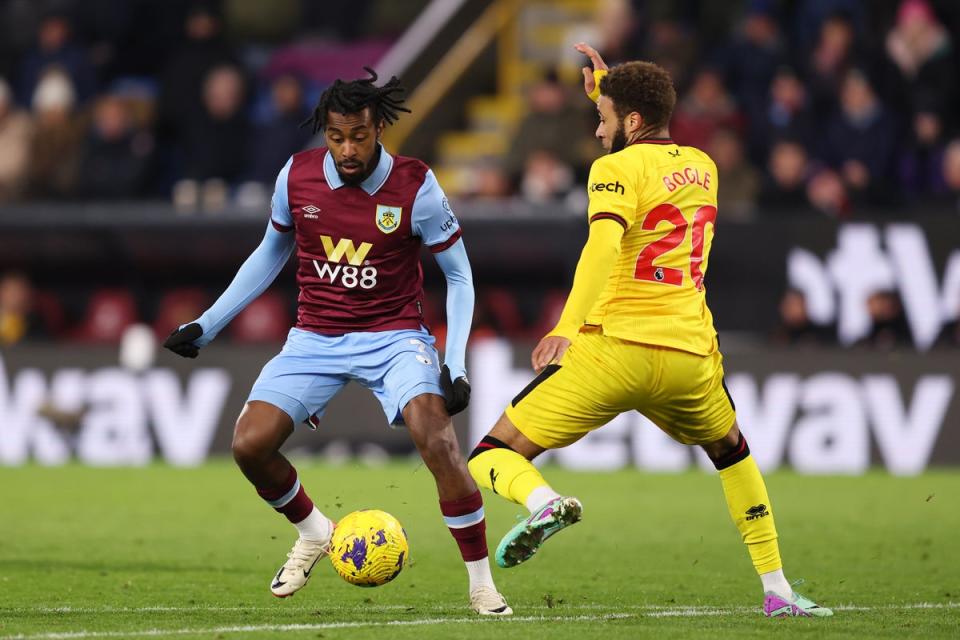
[505,330,736,448]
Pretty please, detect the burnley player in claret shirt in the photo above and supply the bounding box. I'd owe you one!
[163,68,511,615]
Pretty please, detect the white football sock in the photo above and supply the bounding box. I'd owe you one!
[294,507,333,542]
[465,558,495,591]
[760,568,793,599]
[525,486,561,513]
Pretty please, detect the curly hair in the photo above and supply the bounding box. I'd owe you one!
[302,67,411,133]
[599,61,676,131]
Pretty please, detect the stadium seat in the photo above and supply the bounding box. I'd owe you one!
[153,288,211,337]
[482,287,525,336]
[229,291,292,342]
[73,289,140,343]
[531,289,569,338]
[31,289,67,338]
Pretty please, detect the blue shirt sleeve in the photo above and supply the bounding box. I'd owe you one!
[271,156,294,230]
[432,239,474,380]
[411,169,461,250]
[191,222,296,346]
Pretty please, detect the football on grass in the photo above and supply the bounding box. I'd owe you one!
[329,509,409,587]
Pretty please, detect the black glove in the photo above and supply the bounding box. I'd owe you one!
[163,322,204,359]
[440,364,471,416]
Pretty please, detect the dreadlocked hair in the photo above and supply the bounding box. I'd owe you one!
[302,66,411,134]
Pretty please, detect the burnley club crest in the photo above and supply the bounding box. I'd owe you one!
[375,205,402,234]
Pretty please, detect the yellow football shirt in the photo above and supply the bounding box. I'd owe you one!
[584,139,719,356]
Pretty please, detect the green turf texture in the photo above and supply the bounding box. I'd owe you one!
[1,461,958,639]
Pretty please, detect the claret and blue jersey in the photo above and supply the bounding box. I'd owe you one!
[193,143,474,427]
[250,144,470,426]
[270,144,462,335]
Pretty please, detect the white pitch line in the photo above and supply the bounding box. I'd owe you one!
[1,603,958,639]
[0,614,634,640]
[13,601,960,615]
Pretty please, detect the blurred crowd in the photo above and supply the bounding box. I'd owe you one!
[1,1,958,216]
[1,1,958,350]
[770,286,960,349]
[0,0,412,210]
[477,0,960,217]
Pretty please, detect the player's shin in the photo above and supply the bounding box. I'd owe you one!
[713,435,790,597]
[439,490,494,590]
[468,436,559,512]
[256,465,333,542]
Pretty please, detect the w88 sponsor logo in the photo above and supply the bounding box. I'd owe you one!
[313,260,378,289]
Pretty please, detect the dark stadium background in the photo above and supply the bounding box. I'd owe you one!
[1,0,958,472]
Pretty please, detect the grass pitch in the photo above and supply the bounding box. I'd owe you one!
[1,461,958,639]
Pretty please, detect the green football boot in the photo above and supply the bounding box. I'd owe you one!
[495,496,582,568]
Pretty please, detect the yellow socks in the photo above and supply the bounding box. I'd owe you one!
[715,437,782,575]
[468,437,553,509]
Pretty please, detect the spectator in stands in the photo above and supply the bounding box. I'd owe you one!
[806,168,850,216]
[0,271,42,346]
[175,65,249,211]
[708,127,759,220]
[246,73,311,185]
[640,18,698,91]
[772,287,833,346]
[158,3,239,141]
[505,71,592,188]
[945,137,960,183]
[719,1,786,131]
[886,0,957,199]
[77,94,153,199]
[930,138,960,212]
[759,139,812,211]
[563,0,643,69]
[860,289,912,350]
[750,66,815,163]
[804,11,858,117]
[519,150,576,205]
[0,77,32,202]
[886,0,957,147]
[464,161,511,201]
[26,69,84,199]
[822,69,898,207]
[793,0,867,56]
[17,10,96,106]
[670,67,744,151]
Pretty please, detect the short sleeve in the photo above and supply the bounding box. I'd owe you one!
[270,156,294,231]
[412,169,462,253]
[586,155,639,230]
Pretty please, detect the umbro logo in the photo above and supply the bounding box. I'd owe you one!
[745,504,770,521]
[302,205,321,219]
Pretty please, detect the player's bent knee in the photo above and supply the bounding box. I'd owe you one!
[475,413,545,460]
[231,402,292,467]
[231,423,269,467]
[402,393,450,431]
[705,431,751,471]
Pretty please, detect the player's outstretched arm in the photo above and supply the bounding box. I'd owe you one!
[574,42,609,103]
[433,240,475,415]
[533,219,624,372]
[163,223,295,358]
